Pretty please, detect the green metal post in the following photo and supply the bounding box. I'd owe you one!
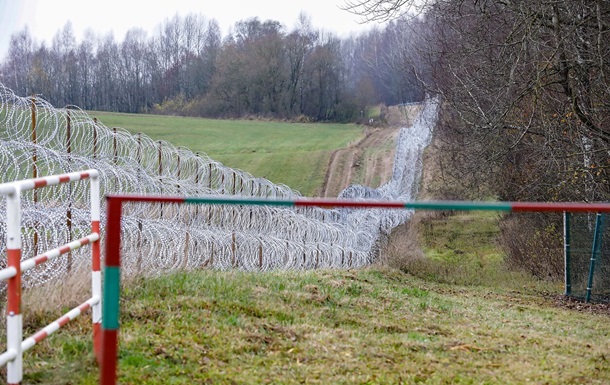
[585,213,604,302]
[564,212,571,296]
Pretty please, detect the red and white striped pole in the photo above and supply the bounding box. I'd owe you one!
[90,171,102,365]
[6,185,23,385]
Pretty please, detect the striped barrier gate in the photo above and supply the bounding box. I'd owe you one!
[0,169,101,385]
[100,194,610,385]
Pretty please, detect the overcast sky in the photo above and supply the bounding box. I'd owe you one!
[0,0,381,61]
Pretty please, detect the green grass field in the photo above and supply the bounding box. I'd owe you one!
[91,112,364,196]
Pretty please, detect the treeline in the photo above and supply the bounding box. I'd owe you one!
[0,13,423,122]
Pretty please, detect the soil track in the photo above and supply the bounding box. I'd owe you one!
[320,105,420,197]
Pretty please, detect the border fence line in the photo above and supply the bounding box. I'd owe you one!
[100,194,610,385]
[1,83,439,286]
[0,170,101,385]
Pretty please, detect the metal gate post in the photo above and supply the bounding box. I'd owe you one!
[585,213,604,302]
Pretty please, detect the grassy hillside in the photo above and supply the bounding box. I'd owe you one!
[19,266,609,385]
[91,112,363,196]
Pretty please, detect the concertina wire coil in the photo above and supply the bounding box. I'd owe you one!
[0,83,438,287]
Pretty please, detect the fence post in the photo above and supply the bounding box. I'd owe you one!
[259,243,263,269]
[194,154,200,220]
[66,110,73,272]
[6,186,23,385]
[209,242,214,268]
[176,153,181,193]
[91,172,102,365]
[563,212,571,296]
[101,197,123,385]
[585,213,604,302]
[31,96,39,256]
[232,232,237,268]
[158,141,163,219]
[112,128,118,165]
[183,232,190,268]
[66,109,72,158]
[136,133,143,274]
[31,96,37,182]
[136,133,142,179]
[208,163,212,190]
[92,118,98,160]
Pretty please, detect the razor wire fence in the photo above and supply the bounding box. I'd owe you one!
[0,83,438,287]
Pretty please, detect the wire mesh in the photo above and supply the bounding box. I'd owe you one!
[567,213,610,302]
[0,83,438,287]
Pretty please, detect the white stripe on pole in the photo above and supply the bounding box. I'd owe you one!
[91,170,100,221]
[6,315,22,384]
[92,271,102,324]
[0,267,17,281]
[0,349,17,367]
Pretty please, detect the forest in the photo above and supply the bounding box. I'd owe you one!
[0,13,423,122]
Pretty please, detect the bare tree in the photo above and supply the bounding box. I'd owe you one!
[2,27,36,95]
[121,28,148,112]
[342,0,427,22]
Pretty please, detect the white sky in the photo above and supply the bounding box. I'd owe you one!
[0,0,381,61]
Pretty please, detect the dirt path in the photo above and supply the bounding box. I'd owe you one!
[320,105,420,197]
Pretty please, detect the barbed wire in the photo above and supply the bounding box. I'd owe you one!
[0,83,438,287]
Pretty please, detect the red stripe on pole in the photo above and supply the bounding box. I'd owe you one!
[33,330,48,343]
[80,237,92,246]
[33,255,49,266]
[57,315,71,327]
[101,329,118,385]
[59,175,71,183]
[106,195,185,204]
[512,202,610,213]
[33,179,47,188]
[92,221,100,272]
[80,172,90,179]
[105,198,123,267]
[7,249,21,314]
[93,323,102,365]
[79,302,92,312]
[59,245,71,254]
